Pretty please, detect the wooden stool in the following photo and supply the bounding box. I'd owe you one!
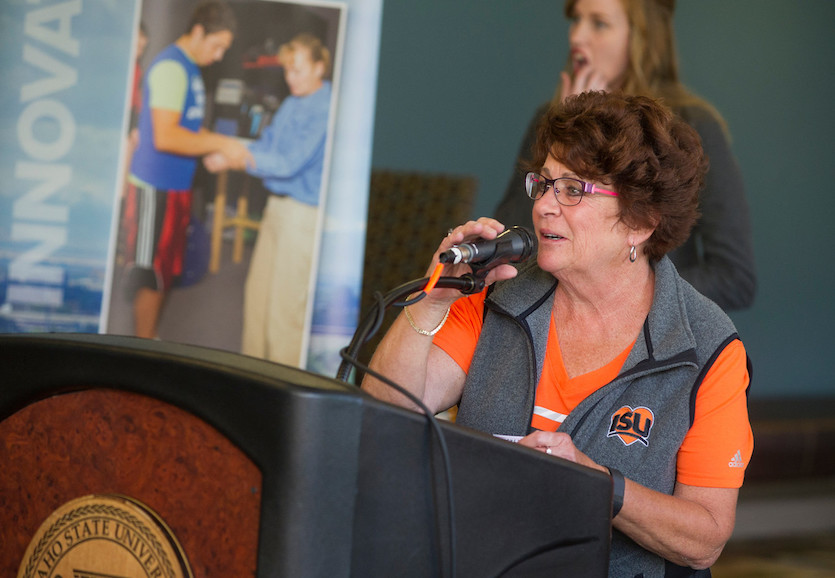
[210,171,261,273]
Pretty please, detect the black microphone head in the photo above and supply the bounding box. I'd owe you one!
[466,225,536,273]
[505,226,536,263]
[439,225,537,269]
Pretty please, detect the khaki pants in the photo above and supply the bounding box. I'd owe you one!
[242,195,317,366]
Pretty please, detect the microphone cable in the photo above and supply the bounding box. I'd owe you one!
[337,264,474,578]
[336,266,482,383]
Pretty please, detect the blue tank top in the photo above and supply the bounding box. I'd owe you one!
[130,44,205,190]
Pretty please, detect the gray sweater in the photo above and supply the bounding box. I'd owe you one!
[456,257,747,577]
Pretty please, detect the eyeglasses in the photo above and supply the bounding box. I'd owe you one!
[524,171,619,206]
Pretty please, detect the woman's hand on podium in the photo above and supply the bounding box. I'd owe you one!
[518,430,608,475]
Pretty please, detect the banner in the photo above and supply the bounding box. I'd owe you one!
[0,0,382,378]
[0,0,137,334]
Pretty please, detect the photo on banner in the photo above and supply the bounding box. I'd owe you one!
[104,0,348,369]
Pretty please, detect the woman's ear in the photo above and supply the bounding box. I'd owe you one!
[628,215,658,248]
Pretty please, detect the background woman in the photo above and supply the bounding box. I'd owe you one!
[363,91,753,577]
[494,0,756,311]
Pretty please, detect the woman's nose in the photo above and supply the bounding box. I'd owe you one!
[569,19,588,45]
[534,188,562,215]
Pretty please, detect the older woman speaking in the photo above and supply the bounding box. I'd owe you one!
[362,91,752,577]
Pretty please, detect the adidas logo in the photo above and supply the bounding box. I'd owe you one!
[728,450,745,468]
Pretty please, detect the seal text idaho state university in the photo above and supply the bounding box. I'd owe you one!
[18,495,192,578]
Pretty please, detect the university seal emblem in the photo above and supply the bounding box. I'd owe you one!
[17,494,192,578]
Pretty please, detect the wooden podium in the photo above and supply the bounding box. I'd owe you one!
[0,334,612,577]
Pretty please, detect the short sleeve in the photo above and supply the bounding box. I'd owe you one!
[431,291,487,374]
[676,339,753,488]
[147,59,188,112]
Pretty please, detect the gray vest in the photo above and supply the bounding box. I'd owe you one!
[457,257,745,577]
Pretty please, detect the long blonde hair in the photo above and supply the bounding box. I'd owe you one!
[558,0,726,130]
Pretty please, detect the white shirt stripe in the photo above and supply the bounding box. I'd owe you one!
[533,406,568,424]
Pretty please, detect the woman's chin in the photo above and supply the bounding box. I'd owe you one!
[537,252,567,276]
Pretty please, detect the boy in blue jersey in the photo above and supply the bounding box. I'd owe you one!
[122,1,254,339]
[204,33,332,366]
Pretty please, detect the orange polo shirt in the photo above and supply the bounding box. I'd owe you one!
[433,290,753,488]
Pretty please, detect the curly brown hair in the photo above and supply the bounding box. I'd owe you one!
[529,91,706,262]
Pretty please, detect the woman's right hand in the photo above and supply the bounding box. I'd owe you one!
[420,218,520,307]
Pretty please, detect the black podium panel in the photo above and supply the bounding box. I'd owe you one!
[0,334,611,577]
[352,404,612,576]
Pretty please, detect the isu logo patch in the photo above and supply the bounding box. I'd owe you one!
[608,405,655,447]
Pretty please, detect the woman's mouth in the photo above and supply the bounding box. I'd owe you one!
[571,53,588,73]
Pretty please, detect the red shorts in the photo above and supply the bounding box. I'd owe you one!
[120,182,192,296]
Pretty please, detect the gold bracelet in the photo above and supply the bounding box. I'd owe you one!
[404,305,450,336]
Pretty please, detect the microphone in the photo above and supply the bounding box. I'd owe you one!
[439,226,537,271]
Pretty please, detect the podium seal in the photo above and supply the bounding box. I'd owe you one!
[17,494,192,578]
